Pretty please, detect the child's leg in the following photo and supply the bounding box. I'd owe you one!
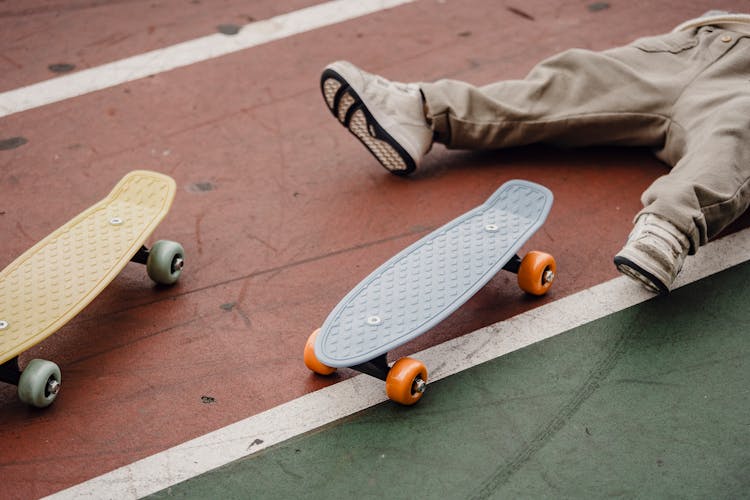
[421,29,705,150]
[321,29,704,175]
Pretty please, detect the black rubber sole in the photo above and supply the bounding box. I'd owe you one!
[320,67,416,176]
[613,255,669,295]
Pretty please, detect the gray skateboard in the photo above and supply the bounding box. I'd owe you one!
[304,179,555,405]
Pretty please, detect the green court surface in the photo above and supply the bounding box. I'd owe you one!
[151,262,750,499]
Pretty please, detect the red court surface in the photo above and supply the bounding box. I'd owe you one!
[1,1,747,498]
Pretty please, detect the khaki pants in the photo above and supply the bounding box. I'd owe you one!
[421,26,750,253]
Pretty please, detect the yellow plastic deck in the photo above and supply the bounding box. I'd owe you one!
[0,170,176,364]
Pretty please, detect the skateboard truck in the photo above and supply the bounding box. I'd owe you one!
[0,357,21,386]
[352,354,390,381]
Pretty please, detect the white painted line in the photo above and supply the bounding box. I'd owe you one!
[0,0,415,118]
[46,226,750,499]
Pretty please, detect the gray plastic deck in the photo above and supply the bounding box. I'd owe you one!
[316,179,553,368]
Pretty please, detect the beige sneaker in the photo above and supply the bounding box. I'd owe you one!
[614,214,690,294]
[321,61,432,175]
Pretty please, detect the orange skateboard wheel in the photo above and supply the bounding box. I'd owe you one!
[517,251,556,296]
[385,357,428,405]
[304,329,336,376]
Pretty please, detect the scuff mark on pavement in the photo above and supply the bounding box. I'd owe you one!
[0,137,27,150]
[506,6,534,21]
[247,438,264,450]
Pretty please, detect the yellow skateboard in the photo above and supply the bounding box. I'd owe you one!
[0,170,185,408]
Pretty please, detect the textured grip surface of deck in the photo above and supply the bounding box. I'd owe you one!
[0,170,176,364]
[317,179,553,367]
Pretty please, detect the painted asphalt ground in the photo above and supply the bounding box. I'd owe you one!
[151,261,750,499]
[3,0,750,498]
